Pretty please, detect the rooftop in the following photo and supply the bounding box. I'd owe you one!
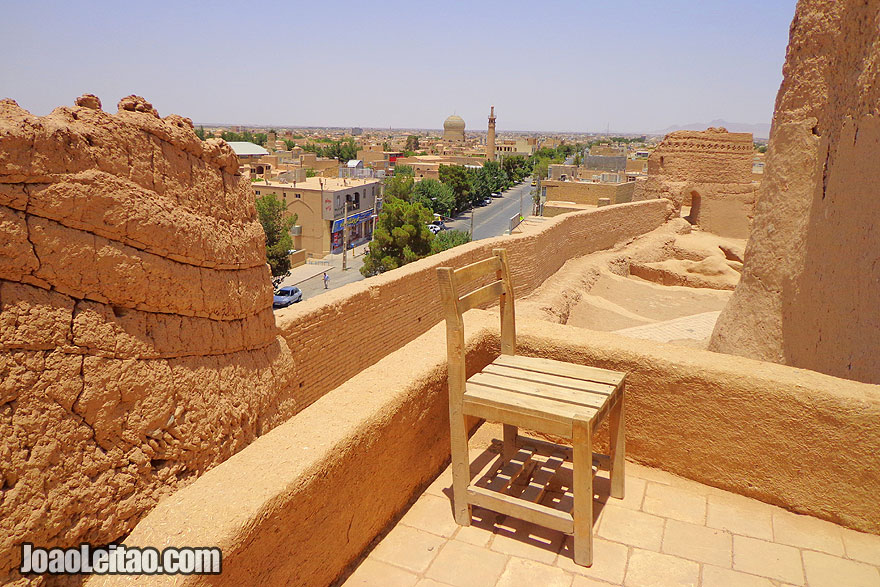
[344,423,880,587]
[258,176,379,191]
[227,141,270,156]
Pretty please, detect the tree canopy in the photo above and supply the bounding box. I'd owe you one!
[255,193,297,278]
[361,197,434,276]
[411,179,455,217]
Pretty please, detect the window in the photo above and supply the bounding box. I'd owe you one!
[255,190,261,195]
[295,193,301,199]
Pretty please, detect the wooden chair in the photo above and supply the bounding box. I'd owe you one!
[437,248,626,566]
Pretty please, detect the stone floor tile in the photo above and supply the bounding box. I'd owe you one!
[624,548,699,587]
[371,525,447,574]
[732,535,805,584]
[842,528,880,566]
[571,575,612,587]
[496,557,573,587]
[643,482,707,524]
[662,518,731,567]
[424,540,508,587]
[802,550,880,587]
[557,536,629,584]
[706,496,773,540]
[344,558,419,587]
[597,505,665,551]
[772,510,845,555]
[490,517,565,564]
[701,565,775,587]
[595,473,646,511]
[450,506,500,547]
[400,493,460,538]
[415,580,453,587]
[424,467,452,498]
[571,577,619,587]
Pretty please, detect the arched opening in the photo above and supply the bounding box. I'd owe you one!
[686,191,701,225]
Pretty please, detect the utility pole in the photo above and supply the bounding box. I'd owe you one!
[342,200,348,271]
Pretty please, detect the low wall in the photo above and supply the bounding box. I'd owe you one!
[89,319,500,587]
[99,311,880,586]
[542,180,635,206]
[275,198,669,410]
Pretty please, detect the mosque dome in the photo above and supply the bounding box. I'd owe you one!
[444,115,466,131]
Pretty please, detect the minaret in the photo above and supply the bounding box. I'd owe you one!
[487,105,496,162]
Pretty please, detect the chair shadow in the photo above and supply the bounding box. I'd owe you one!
[440,440,613,559]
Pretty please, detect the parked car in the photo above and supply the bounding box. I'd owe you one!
[430,216,448,231]
[491,191,502,198]
[273,286,303,308]
[482,198,493,206]
[427,224,442,235]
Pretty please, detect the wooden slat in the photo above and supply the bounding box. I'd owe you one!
[484,447,534,493]
[469,372,611,410]
[519,454,565,504]
[453,256,501,286]
[483,364,617,395]
[464,396,572,438]
[464,384,597,437]
[493,355,625,387]
[458,280,504,312]
[572,418,593,565]
[465,383,595,427]
[516,437,613,471]
[467,486,574,534]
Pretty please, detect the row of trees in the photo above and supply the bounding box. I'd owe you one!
[384,157,532,219]
[300,137,358,161]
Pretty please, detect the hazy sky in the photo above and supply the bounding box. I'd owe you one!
[1,0,798,133]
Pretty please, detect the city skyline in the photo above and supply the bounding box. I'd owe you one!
[1,0,798,133]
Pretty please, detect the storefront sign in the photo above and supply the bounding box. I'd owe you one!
[331,209,374,233]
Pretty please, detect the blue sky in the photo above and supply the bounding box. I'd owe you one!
[0,0,798,133]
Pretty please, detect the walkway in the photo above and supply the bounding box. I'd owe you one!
[343,424,880,587]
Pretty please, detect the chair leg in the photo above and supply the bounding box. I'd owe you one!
[449,411,472,526]
[609,383,626,500]
[572,418,593,566]
[502,424,518,460]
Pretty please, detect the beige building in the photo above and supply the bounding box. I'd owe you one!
[253,176,381,256]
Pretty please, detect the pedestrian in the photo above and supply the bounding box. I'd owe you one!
[323,272,329,289]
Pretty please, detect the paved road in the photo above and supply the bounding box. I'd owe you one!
[275,180,535,309]
[445,180,535,240]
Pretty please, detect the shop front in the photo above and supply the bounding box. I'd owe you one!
[330,209,375,254]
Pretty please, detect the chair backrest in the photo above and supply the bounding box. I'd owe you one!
[437,248,515,405]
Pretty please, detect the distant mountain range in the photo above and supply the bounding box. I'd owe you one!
[651,119,771,139]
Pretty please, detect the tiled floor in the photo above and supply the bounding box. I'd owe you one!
[343,432,880,587]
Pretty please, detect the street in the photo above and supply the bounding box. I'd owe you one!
[445,179,535,240]
[275,179,536,308]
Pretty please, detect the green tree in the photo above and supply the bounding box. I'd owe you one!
[482,161,510,193]
[438,164,471,212]
[361,197,434,276]
[468,167,491,204]
[255,194,297,278]
[395,164,414,176]
[305,168,317,178]
[385,172,414,200]
[502,155,527,182]
[430,229,471,254]
[412,179,455,217]
[405,135,420,152]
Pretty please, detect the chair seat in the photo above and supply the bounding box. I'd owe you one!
[463,354,626,439]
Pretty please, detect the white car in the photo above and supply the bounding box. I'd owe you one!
[427,224,442,234]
